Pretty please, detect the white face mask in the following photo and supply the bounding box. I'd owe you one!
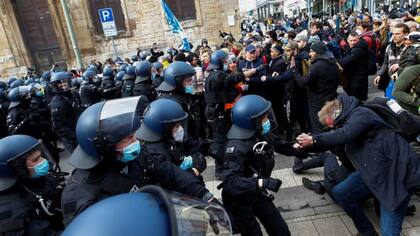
[355,29,362,35]
[173,126,184,142]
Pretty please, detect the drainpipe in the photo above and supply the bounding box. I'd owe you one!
[60,0,84,70]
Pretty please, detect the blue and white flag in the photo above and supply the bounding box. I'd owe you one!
[159,0,191,51]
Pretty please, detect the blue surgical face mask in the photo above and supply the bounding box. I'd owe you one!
[31,159,49,178]
[151,73,157,80]
[223,63,229,71]
[184,85,194,94]
[120,140,141,163]
[262,119,271,135]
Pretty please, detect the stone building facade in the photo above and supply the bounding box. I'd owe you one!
[0,0,240,77]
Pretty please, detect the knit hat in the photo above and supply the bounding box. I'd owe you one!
[310,42,327,55]
[283,40,298,51]
[295,33,308,42]
[308,35,321,45]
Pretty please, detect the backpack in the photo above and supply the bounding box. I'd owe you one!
[362,35,380,75]
[301,59,310,77]
[363,97,420,142]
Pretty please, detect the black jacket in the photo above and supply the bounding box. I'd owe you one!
[49,93,78,145]
[339,39,369,101]
[266,56,288,103]
[313,95,420,211]
[294,52,339,107]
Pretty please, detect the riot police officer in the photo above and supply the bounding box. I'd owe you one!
[121,65,136,97]
[221,95,290,236]
[10,79,24,90]
[61,96,147,225]
[62,186,233,236]
[0,88,9,138]
[0,135,64,235]
[133,60,158,101]
[100,66,118,100]
[115,70,125,95]
[79,70,101,109]
[205,50,260,178]
[135,98,219,202]
[151,61,164,88]
[157,61,204,139]
[136,98,208,179]
[6,86,33,136]
[48,72,78,153]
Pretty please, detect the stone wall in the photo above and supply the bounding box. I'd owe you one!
[0,0,240,76]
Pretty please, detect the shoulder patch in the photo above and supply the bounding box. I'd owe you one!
[225,147,235,154]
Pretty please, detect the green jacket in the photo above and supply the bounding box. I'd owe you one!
[393,64,420,114]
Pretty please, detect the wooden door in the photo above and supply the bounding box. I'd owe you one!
[14,0,66,72]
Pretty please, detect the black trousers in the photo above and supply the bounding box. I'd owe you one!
[223,193,290,236]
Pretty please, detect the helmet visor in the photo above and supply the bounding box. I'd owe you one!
[252,107,278,133]
[97,96,148,145]
[139,185,233,235]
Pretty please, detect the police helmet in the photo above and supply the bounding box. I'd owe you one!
[50,72,72,93]
[41,71,52,82]
[10,80,24,89]
[136,98,188,142]
[102,67,114,80]
[8,86,30,109]
[82,70,97,82]
[29,83,44,97]
[24,77,36,86]
[157,61,196,92]
[207,50,228,70]
[123,65,136,80]
[152,62,163,70]
[6,77,17,87]
[71,77,84,89]
[115,71,126,81]
[87,64,97,72]
[62,185,233,236]
[135,61,152,83]
[0,135,41,190]
[69,96,148,169]
[0,88,6,100]
[0,81,7,90]
[119,63,129,73]
[227,95,276,139]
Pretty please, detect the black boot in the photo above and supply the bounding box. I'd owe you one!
[292,158,306,174]
[302,177,325,194]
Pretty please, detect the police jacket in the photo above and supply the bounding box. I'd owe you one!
[100,79,118,100]
[0,99,9,138]
[61,161,137,226]
[312,95,420,211]
[222,136,275,203]
[79,82,101,108]
[133,81,157,102]
[135,141,210,199]
[205,70,245,106]
[121,80,135,97]
[48,93,77,145]
[0,176,63,235]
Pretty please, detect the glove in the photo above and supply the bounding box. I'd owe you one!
[260,177,282,192]
[192,153,207,174]
[179,156,193,170]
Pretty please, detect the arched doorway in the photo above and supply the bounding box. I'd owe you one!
[13,0,66,73]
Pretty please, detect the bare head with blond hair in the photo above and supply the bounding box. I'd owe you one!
[318,99,342,128]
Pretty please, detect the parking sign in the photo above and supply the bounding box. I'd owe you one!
[98,8,117,37]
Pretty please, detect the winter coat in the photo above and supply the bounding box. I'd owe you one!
[339,39,369,101]
[392,64,420,114]
[265,55,288,103]
[294,52,339,110]
[238,58,268,98]
[313,95,420,211]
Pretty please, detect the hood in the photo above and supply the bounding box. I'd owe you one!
[334,94,360,126]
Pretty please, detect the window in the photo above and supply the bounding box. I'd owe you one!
[89,0,126,35]
[166,0,197,21]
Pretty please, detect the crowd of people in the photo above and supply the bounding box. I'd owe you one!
[0,4,420,235]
